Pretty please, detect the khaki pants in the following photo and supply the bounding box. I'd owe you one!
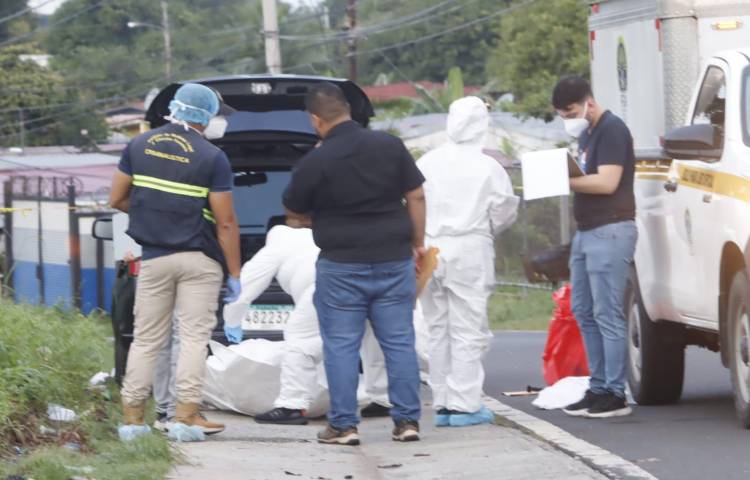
[121,251,222,406]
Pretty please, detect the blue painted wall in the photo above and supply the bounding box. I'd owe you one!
[13,260,115,315]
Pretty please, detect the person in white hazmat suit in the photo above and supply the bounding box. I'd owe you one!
[222,224,393,424]
[222,225,320,424]
[417,96,519,427]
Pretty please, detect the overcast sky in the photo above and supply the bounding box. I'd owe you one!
[28,0,320,16]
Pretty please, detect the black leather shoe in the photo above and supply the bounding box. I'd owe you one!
[255,407,308,425]
[361,402,391,418]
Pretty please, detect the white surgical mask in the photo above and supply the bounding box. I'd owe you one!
[563,102,589,137]
[204,116,228,139]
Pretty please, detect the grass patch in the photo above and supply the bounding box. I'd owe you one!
[0,301,174,479]
[489,286,555,331]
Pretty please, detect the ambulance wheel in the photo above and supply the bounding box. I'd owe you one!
[626,269,685,405]
[727,270,750,428]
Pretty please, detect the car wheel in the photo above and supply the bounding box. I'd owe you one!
[727,270,750,428]
[626,268,685,404]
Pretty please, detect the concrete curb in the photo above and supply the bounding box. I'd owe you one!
[482,394,657,480]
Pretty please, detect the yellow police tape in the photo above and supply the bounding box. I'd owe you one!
[0,204,113,216]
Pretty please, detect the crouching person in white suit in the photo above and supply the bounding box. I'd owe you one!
[223,225,321,425]
[223,224,415,424]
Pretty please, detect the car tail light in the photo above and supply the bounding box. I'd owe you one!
[129,259,141,277]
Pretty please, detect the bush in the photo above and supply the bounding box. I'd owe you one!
[0,303,110,444]
[0,301,174,479]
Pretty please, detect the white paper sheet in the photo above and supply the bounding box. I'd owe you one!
[521,148,570,201]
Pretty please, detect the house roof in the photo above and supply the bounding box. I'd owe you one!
[363,82,481,102]
[0,151,121,171]
[372,111,570,159]
[0,149,124,196]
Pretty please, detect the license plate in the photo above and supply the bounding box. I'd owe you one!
[242,304,293,330]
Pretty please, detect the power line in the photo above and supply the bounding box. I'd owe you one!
[0,49,264,140]
[0,0,57,25]
[278,0,460,43]
[0,0,111,47]
[207,3,347,39]
[285,0,536,74]
[1,1,458,96]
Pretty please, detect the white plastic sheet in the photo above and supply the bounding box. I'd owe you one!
[202,339,330,418]
[532,376,590,410]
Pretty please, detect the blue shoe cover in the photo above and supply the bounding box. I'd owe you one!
[435,413,451,427]
[167,422,206,442]
[448,406,495,427]
[118,424,151,442]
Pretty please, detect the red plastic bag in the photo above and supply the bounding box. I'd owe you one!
[542,284,589,385]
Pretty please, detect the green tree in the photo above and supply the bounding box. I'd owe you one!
[315,0,509,85]
[486,0,589,121]
[0,0,37,44]
[43,0,267,99]
[0,44,107,147]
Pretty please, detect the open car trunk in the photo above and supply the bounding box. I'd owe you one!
[145,75,374,342]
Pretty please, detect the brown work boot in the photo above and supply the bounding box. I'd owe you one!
[122,402,145,425]
[392,420,420,442]
[175,402,225,435]
[317,424,360,446]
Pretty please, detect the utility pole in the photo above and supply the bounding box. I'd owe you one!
[262,0,282,74]
[18,108,25,148]
[160,0,172,80]
[346,0,357,81]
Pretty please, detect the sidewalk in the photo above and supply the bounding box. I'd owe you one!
[167,387,605,480]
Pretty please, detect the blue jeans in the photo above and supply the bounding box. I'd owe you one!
[314,257,421,429]
[570,220,637,398]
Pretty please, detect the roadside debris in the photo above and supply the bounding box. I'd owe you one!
[117,425,151,442]
[65,466,95,474]
[47,404,77,422]
[88,372,111,386]
[63,442,82,452]
[39,425,57,436]
[377,464,402,469]
[532,376,589,410]
[502,385,543,397]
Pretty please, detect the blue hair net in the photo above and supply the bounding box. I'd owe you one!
[168,83,220,126]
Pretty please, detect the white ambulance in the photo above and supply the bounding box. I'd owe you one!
[589,0,750,426]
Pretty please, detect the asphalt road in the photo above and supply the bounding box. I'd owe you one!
[483,331,750,480]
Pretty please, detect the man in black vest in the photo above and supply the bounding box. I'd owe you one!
[110,83,241,439]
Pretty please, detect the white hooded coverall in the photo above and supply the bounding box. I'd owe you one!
[224,225,391,411]
[417,96,519,413]
[224,225,322,410]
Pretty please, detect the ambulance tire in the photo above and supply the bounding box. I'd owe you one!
[626,269,685,405]
[727,270,750,428]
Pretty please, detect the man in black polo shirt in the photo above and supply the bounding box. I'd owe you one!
[552,76,637,419]
[283,82,425,445]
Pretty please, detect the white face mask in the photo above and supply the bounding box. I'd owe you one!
[204,116,228,139]
[563,102,590,137]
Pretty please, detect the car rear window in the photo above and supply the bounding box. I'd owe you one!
[232,171,292,235]
[226,111,315,136]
